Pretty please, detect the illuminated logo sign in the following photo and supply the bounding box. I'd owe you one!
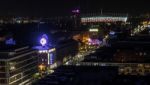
[38,48,56,53]
[40,34,48,46]
[40,38,47,46]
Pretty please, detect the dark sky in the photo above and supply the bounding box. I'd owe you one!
[0,0,149,16]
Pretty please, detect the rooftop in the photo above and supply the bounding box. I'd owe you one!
[0,44,29,52]
[33,46,54,50]
[33,65,150,85]
[0,45,35,60]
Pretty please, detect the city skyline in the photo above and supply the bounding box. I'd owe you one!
[0,1,150,84]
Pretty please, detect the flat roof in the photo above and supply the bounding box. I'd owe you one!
[0,45,36,60]
[33,46,54,50]
[0,45,29,52]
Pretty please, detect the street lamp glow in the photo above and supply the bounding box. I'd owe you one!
[39,64,45,71]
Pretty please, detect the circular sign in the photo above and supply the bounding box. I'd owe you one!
[40,38,47,46]
[40,34,48,46]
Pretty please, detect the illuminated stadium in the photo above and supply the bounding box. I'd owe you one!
[81,13,128,23]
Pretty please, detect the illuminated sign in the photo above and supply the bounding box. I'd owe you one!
[47,53,55,65]
[88,38,101,45]
[40,38,47,46]
[72,9,80,13]
[38,48,56,53]
[48,53,50,65]
[89,29,99,32]
[40,34,48,46]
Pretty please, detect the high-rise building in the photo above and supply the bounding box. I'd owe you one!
[0,45,38,85]
[33,46,56,72]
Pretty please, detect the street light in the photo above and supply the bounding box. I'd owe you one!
[39,64,46,71]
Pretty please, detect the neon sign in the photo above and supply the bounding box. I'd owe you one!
[40,34,48,46]
[40,38,47,46]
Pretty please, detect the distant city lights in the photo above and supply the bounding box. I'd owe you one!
[89,29,99,32]
[109,31,116,35]
[81,16,128,23]
[5,38,16,45]
[72,9,80,13]
[88,38,101,45]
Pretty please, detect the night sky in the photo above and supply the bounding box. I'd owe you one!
[0,0,149,16]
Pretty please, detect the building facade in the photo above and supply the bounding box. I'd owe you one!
[0,46,38,85]
[33,46,56,73]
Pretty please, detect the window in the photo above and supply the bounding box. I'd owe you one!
[0,73,6,78]
[0,67,6,72]
[0,61,6,66]
[0,79,7,84]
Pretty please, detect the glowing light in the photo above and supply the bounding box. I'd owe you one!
[72,9,80,13]
[105,35,109,38]
[124,17,128,22]
[43,50,48,53]
[40,34,48,46]
[40,38,47,46]
[48,53,55,65]
[88,39,101,45]
[109,31,115,35]
[48,48,56,53]
[48,53,50,65]
[50,63,57,69]
[38,51,42,53]
[10,66,15,70]
[88,38,92,42]
[39,64,46,71]
[89,29,99,32]
[81,16,128,23]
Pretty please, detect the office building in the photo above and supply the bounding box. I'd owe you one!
[0,45,38,85]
